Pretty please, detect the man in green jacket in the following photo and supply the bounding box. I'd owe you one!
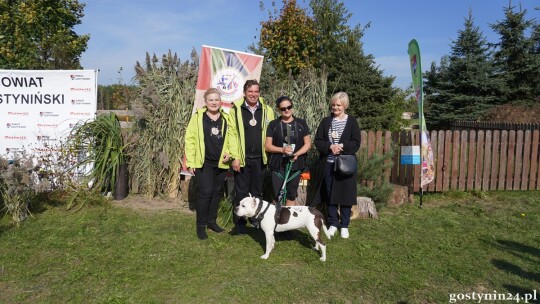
[228,79,275,234]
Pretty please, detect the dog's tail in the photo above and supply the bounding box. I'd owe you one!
[322,220,331,240]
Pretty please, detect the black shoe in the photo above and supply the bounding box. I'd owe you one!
[208,223,224,233]
[234,224,247,235]
[197,226,208,240]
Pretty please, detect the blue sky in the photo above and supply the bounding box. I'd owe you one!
[76,0,539,89]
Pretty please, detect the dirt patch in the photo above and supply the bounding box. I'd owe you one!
[110,195,194,214]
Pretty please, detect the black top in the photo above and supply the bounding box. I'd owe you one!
[203,113,224,167]
[266,117,310,171]
[241,102,263,158]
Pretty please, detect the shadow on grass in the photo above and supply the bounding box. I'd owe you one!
[29,192,66,214]
[491,259,540,282]
[244,226,317,250]
[485,238,540,297]
[229,225,321,259]
[497,240,540,258]
[501,284,539,303]
[0,222,11,236]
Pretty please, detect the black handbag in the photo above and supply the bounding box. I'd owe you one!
[330,120,357,176]
[334,154,357,176]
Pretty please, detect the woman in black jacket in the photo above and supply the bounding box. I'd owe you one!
[313,92,361,239]
[265,96,311,207]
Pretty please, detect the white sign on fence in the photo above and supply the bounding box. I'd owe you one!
[0,70,98,158]
[401,145,420,165]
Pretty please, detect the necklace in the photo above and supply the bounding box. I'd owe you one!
[206,111,221,137]
[246,101,258,126]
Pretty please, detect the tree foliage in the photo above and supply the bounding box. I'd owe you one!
[424,4,539,128]
[259,0,317,76]
[0,0,89,69]
[424,11,504,129]
[97,84,137,110]
[309,0,400,130]
[257,0,404,131]
[310,0,359,72]
[491,4,539,105]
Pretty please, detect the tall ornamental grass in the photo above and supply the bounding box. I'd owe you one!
[0,155,36,226]
[262,67,328,165]
[129,51,198,197]
[68,112,126,194]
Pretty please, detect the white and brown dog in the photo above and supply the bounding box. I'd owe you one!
[235,195,331,261]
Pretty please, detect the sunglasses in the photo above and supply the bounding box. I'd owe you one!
[279,105,293,112]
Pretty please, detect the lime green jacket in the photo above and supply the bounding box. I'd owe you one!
[228,97,275,166]
[185,107,231,169]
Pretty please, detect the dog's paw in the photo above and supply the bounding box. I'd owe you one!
[320,256,326,262]
[260,254,269,259]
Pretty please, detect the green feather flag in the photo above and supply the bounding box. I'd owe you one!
[408,39,435,187]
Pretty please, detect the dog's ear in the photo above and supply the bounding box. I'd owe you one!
[252,197,258,209]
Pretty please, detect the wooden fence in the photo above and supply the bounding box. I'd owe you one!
[361,129,540,192]
[451,121,540,131]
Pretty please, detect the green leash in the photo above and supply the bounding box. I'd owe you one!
[276,159,301,207]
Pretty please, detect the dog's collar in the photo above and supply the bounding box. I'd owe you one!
[254,198,263,216]
[254,199,271,222]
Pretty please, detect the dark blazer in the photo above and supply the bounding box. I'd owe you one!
[309,115,361,206]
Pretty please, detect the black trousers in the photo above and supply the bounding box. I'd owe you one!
[233,157,264,225]
[195,164,227,227]
[323,162,351,228]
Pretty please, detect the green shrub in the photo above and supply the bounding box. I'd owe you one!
[68,112,126,194]
[356,146,395,207]
[0,154,36,225]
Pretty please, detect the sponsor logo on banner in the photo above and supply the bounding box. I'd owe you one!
[71,99,92,105]
[8,111,29,116]
[70,87,92,92]
[5,135,27,140]
[6,122,27,129]
[70,74,91,81]
[31,147,60,153]
[212,68,243,101]
[39,111,60,117]
[36,135,57,142]
[37,123,59,128]
[70,111,91,116]
[6,147,25,153]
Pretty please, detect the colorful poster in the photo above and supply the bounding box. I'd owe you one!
[407,39,435,187]
[194,45,264,113]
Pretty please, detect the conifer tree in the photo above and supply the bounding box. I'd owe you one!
[425,11,503,129]
[310,0,399,130]
[491,4,539,105]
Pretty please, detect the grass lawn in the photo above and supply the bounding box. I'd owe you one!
[0,191,539,303]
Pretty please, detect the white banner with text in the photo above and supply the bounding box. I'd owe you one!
[0,70,98,158]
